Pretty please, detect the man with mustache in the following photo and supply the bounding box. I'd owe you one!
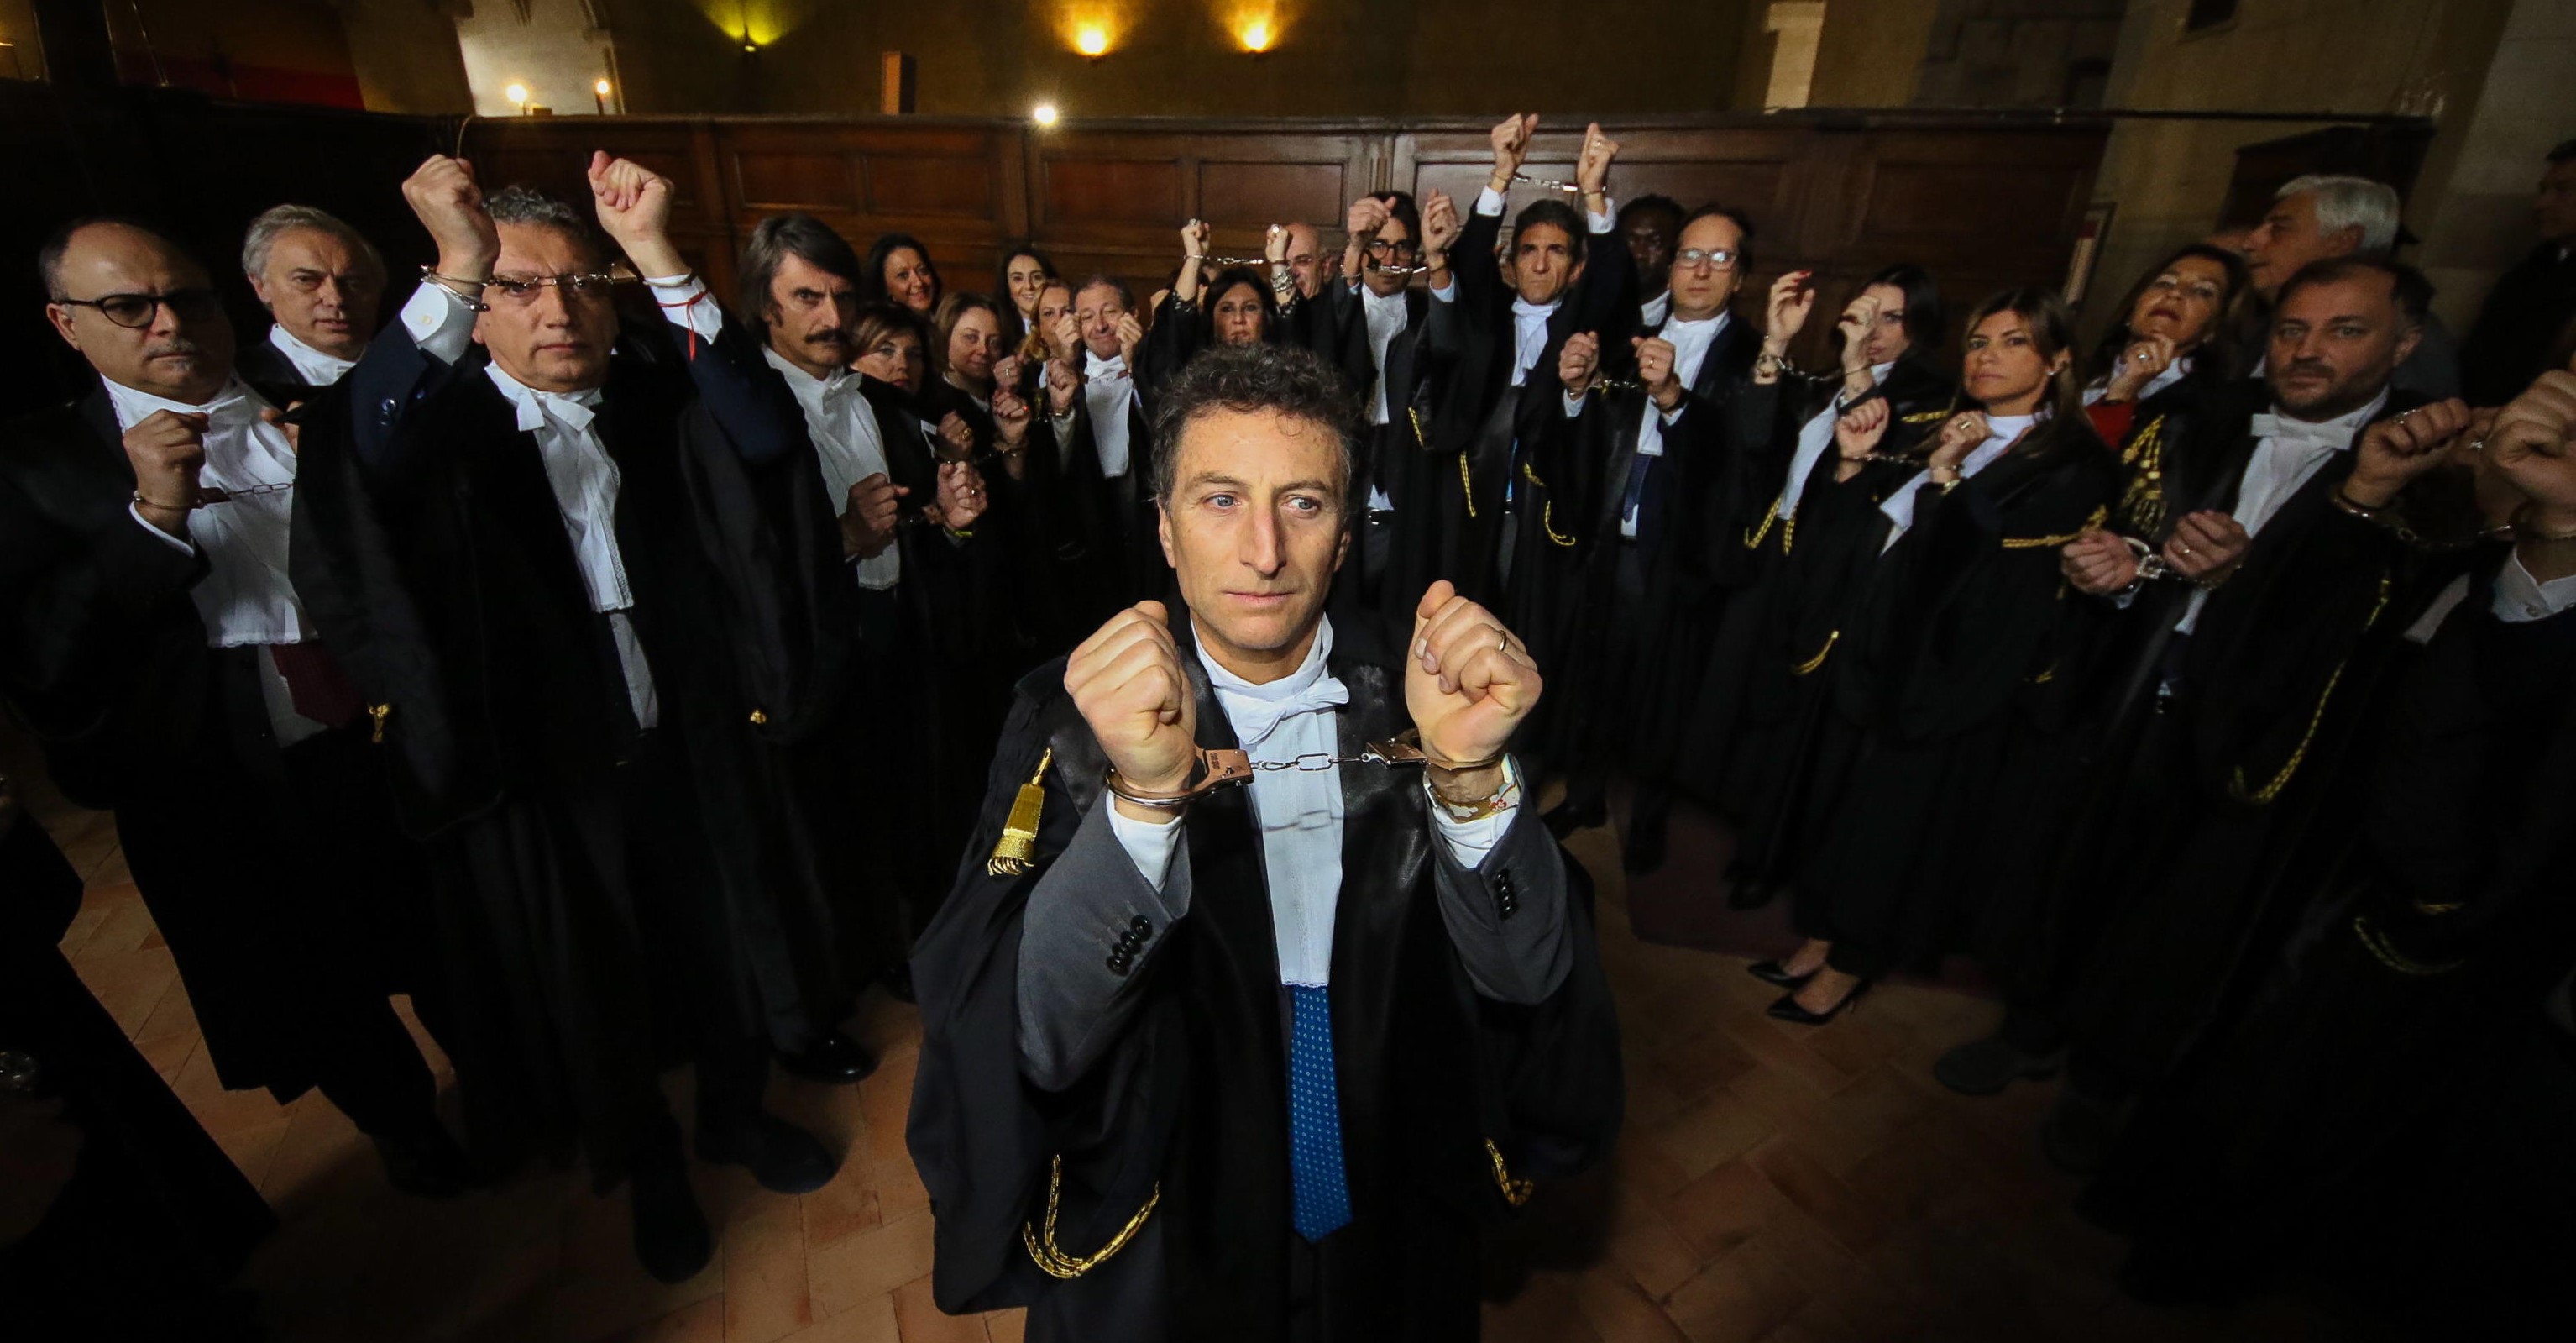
[1936,258,2476,1169]
[235,203,385,390]
[291,153,857,1280]
[0,218,463,1198]
[738,211,999,1010]
[908,344,1619,1340]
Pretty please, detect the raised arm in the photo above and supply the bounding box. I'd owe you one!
[344,155,500,479]
[588,151,809,466]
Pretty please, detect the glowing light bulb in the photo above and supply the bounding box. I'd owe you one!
[1242,20,1274,53]
[505,82,529,106]
[594,78,613,97]
[1032,103,1060,127]
[1075,25,1108,57]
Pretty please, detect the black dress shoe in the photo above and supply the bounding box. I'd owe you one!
[695,1110,840,1195]
[2040,1084,2126,1177]
[881,962,917,1005]
[1725,862,1778,910]
[374,1123,474,1199]
[778,1029,877,1085]
[1933,1034,2064,1097]
[1766,978,1871,1026]
[630,1160,712,1283]
[1620,817,1668,874]
[1745,959,1817,990]
[1542,800,1607,839]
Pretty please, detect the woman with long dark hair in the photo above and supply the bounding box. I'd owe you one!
[1137,220,1291,394]
[992,243,1058,348]
[1678,263,1960,905]
[1757,288,2120,1024]
[863,232,941,317]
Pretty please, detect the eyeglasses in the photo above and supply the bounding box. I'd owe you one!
[484,269,633,306]
[1673,248,1739,271]
[54,288,223,329]
[1364,239,1418,259]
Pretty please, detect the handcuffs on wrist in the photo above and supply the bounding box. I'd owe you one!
[1102,731,1509,811]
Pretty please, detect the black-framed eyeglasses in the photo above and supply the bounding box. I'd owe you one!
[1673,248,1739,271]
[54,288,223,329]
[1364,239,1418,259]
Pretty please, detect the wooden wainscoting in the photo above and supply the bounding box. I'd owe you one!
[462,110,2110,366]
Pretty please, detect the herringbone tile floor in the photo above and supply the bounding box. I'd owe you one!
[31,791,2385,1342]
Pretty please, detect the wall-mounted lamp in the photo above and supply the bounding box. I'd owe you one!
[1074,25,1109,60]
[593,78,614,114]
[1239,18,1276,55]
[1032,103,1061,128]
[505,82,530,113]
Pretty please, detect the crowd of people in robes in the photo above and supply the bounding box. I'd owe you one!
[3,109,2573,1338]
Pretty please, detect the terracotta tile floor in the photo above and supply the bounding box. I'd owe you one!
[29,785,2391,1342]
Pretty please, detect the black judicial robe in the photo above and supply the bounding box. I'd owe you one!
[2458,241,2576,407]
[290,311,856,1178]
[0,392,437,1103]
[1786,425,2121,971]
[2081,558,2576,1303]
[1549,314,1760,784]
[785,377,1017,967]
[1317,281,1443,643]
[1678,357,1957,875]
[1416,206,1638,608]
[2050,391,2470,1089]
[0,813,276,1341]
[1043,371,1170,621]
[906,626,1622,1340]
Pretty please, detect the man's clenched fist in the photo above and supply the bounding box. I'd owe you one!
[1408,581,1541,803]
[1068,602,1200,819]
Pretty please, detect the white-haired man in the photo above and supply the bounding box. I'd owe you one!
[2244,173,2458,397]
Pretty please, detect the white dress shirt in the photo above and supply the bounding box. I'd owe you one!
[2494,553,2576,623]
[1081,352,1138,479]
[1879,412,2035,551]
[1778,360,1896,522]
[1105,616,1518,988]
[112,375,326,747]
[764,347,901,590]
[397,273,727,730]
[2175,387,2391,634]
[1641,289,1672,328]
[1359,283,1409,427]
[1615,312,1731,539]
[265,323,357,385]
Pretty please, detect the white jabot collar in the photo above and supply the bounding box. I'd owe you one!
[1192,616,1349,751]
[2249,386,2389,454]
[484,363,605,433]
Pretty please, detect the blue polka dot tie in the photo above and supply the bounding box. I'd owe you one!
[1285,984,1353,1241]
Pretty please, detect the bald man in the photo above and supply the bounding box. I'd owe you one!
[0,218,463,1197]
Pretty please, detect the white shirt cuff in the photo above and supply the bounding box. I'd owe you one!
[1563,391,1588,418]
[2494,551,2576,623]
[1589,201,1615,234]
[1659,401,1687,425]
[643,273,725,345]
[1428,758,1521,869]
[1429,280,1456,304]
[1106,800,1185,893]
[400,282,477,365]
[1474,186,1507,218]
[129,501,196,554]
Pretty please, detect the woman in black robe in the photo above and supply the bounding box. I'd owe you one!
[1965,244,2259,1008]
[1761,289,2119,1023]
[1677,264,1957,907]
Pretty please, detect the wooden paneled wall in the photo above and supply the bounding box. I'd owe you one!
[465,113,2110,370]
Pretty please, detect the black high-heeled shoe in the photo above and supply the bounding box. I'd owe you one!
[1766,978,1872,1026]
[1746,959,1817,990]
